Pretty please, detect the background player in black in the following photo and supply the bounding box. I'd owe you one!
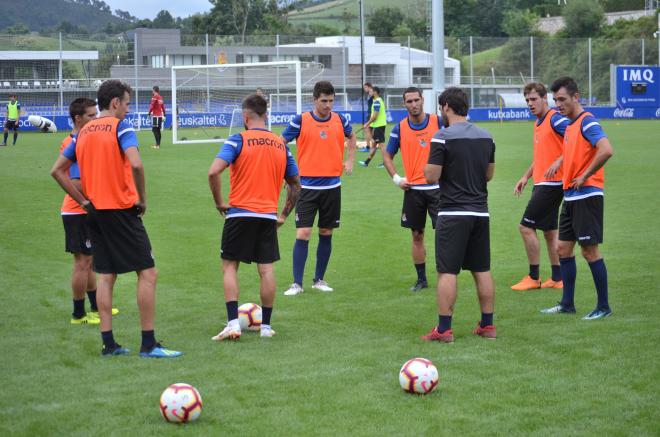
[422,87,496,343]
[360,82,373,152]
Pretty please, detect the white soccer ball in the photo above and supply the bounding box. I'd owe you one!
[399,358,439,394]
[238,303,262,330]
[159,383,203,423]
[27,114,57,133]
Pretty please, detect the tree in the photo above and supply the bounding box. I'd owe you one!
[562,0,604,38]
[367,7,404,38]
[152,10,177,29]
[502,9,538,37]
[4,23,30,34]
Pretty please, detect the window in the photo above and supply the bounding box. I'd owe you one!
[318,55,332,69]
[150,55,164,69]
[413,67,431,84]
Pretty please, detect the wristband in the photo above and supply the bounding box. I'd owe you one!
[392,174,403,186]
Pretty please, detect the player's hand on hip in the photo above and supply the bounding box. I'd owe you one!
[544,163,559,180]
[217,203,230,216]
[570,175,586,190]
[134,200,147,216]
[513,178,527,196]
[399,178,411,191]
[344,160,353,176]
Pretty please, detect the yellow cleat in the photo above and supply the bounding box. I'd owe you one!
[88,308,119,319]
[71,314,100,325]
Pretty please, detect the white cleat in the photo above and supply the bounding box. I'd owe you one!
[260,325,276,338]
[283,283,304,296]
[211,325,241,341]
[312,279,334,292]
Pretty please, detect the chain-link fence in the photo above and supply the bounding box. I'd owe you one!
[0,31,657,115]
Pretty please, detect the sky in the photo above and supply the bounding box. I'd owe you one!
[104,0,212,20]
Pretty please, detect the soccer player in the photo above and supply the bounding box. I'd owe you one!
[281,80,356,296]
[511,82,569,291]
[382,87,442,292]
[541,77,614,319]
[360,82,374,152]
[359,86,386,168]
[208,94,301,341]
[51,80,182,358]
[2,94,20,146]
[148,86,166,149]
[422,87,496,343]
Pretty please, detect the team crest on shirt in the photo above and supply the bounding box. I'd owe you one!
[419,139,427,147]
[295,213,300,222]
[319,130,328,139]
[402,213,407,222]
[85,239,91,249]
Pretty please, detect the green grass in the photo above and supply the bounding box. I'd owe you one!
[1,120,658,435]
[287,0,428,28]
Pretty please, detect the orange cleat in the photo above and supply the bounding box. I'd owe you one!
[541,278,563,289]
[472,323,497,339]
[421,327,454,343]
[511,275,541,291]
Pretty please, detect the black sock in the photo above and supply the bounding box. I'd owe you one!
[72,299,86,319]
[141,330,156,351]
[156,128,161,145]
[480,313,494,328]
[529,264,540,280]
[262,306,273,325]
[438,315,452,333]
[415,263,426,282]
[87,290,98,311]
[364,158,371,165]
[101,330,116,349]
[13,132,17,145]
[3,132,7,143]
[551,264,561,282]
[226,301,238,321]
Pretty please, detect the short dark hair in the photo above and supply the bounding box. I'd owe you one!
[152,85,159,93]
[313,81,335,99]
[523,82,547,97]
[69,97,96,121]
[363,82,372,88]
[97,80,132,110]
[9,93,17,98]
[242,94,268,117]
[438,87,469,116]
[372,86,381,96]
[402,86,422,100]
[550,77,579,96]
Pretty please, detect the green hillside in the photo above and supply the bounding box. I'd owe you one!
[287,0,428,27]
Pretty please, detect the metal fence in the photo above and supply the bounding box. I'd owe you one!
[0,32,657,114]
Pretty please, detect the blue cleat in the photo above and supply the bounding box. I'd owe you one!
[102,344,130,356]
[139,343,183,358]
[582,308,612,320]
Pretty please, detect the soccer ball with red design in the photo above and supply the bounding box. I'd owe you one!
[159,383,203,423]
[238,303,262,331]
[398,358,439,394]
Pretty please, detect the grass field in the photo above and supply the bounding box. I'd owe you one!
[1,120,658,436]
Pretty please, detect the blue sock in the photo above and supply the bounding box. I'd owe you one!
[559,257,577,308]
[226,301,238,321]
[588,258,609,310]
[415,263,427,282]
[551,264,561,282]
[293,239,309,286]
[262,306,273,325]
[438,315,452,333]
[529,264,540,280]
[480,313,493,328]
[314,234,332,282]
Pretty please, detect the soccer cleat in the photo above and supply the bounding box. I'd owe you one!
[140,343,183,358]
[540,302,576,314]
[541,279,563,289]
[358,147,370,153]
[376,163,385,168]
[511,275,542,291]
[582,308,612,320]
[473,323,497,339]
[101,344,130,356]
[260,326,276,338]
[358,160,369,167]
[283,283,304,296]
[211,325,241,341]
[151,145,160,149]
[70,314,100,325]
[312,279,334,292]
[421,327,454,343]
[410,279,428,292]
[88,308,119,319]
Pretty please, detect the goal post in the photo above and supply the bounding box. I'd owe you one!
[172,60,313,145]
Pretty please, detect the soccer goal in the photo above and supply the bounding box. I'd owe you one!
[171,60,325,144]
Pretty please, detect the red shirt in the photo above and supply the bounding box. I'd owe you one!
[149,93,165,117]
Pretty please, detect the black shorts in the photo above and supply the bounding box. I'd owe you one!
[4,120,18,130]
[559,195,604,246]
[151,116,163,129]
[62,214,92,255]
[295,187,341,229]
[435,214,490,274]
[401,188,441,231]
[372,126,386,144]
[221,217,279,264]
[86,207,155,274]
[520,184,564,231]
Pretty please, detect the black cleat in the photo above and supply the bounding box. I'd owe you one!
[410,280,428,292]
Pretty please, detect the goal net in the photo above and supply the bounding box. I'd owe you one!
[171,60,326,144]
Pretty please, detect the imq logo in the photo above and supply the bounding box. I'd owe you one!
[622,68,655,83]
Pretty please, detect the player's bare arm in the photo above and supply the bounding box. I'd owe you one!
[514,163,533,196]
[277,175,301,228]
[50,155,89,208]
[344,131,356,175]
[570,138,614,189]
[125,147,148,215]
[486,163,495,182]
[208,157,230,215]
[424,163,442,185]
[382,150,410,190]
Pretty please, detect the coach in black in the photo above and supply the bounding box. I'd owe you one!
[421,87,496,343]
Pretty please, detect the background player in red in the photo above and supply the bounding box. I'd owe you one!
[148,85,166,149]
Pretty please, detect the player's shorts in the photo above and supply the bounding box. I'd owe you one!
[4,120,18,130]
[401,188,441,231]
[295,187,341,229]
[86,207,155,274]
[221,217,279,264]
[372,126,386,144]
[435,214,490,274]
[520,184,564,231]
[559,195,604,246]
[62,214,92,255]
[151,116,163,129]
